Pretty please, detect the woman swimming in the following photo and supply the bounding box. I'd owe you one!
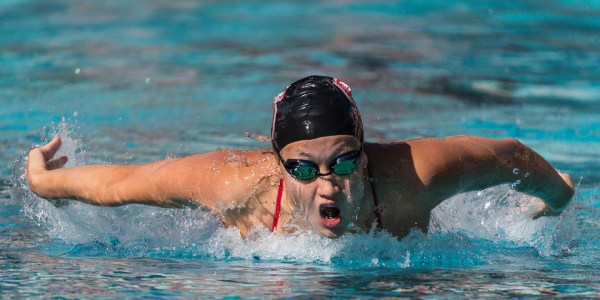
[26,75,574,238]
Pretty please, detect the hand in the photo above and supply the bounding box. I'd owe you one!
[532,172,574,219]
[559,172,574,192]
[26,136,68,195]
[532,203,562,219]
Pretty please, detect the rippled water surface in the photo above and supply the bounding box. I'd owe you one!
[1,0,599,298]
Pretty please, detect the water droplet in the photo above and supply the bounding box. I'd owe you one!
[145,77,151,84]
[524,172,530,178]
[512,168,520,175]
[72,111,78,117]
[74,68,81,74]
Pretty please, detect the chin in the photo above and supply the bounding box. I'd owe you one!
[319,229,341,239]
[316,223,348,239]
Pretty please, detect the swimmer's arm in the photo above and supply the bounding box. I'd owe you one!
[407,135,574,212]
[26,136,247,209]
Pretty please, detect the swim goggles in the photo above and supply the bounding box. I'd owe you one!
[282,150,362,181]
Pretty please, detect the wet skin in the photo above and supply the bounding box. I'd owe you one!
[27,135,574,238]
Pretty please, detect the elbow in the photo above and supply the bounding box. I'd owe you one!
[494,138,528,171]
[500,138,525,155]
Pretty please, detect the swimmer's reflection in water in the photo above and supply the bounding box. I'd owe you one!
[26,75,574,239]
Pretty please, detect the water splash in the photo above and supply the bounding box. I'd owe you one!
[430,186,581,257]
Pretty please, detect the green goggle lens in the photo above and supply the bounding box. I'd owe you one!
[291,166,317,180]
[332,159,356,175]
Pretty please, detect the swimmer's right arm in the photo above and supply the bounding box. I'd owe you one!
[26,136,254,209]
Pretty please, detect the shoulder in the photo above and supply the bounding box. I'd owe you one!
[194,148,280,187]
[173,148,281,208]
[199,149,283,234]
[363,141,413,177]
[182,148,279,174]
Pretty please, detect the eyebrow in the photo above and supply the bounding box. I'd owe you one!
[296,148,360,162]
[297,151,315,158]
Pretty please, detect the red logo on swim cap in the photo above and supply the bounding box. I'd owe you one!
[273,85,289,104]
[333,78,353,100]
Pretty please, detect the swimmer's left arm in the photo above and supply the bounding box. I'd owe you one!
[407,135,574,212]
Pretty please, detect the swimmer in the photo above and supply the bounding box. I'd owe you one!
[26,75,574,238]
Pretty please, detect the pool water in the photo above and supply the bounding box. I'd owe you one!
[1,0,599,298]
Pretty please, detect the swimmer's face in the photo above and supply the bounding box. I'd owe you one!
[278,135,366,238]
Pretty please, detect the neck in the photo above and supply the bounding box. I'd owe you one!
[276,183,299,234]
[356,174,379,231]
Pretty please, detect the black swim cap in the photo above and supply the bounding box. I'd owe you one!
[271,75,363,153]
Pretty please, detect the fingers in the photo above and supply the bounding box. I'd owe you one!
[26,136,68,193]
[27,136,67,175]
[39,136,63,161]
[46,156,68,170]
[532,203,562,220]
[27,146,47,171]
[559,172,574,189]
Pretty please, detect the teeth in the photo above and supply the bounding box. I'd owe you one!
[319,204,341,219]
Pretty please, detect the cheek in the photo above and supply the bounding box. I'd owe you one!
[346,170,367,203]
[337,171,364,200]
[285,179,317,211]
[346,176,365,198]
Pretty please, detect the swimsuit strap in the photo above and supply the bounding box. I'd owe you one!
[272,178,284,232]
[366,164,384,231]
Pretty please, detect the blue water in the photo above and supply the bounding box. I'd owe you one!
[2,0,599,298]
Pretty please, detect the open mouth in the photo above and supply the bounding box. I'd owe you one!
[319,204,341,228]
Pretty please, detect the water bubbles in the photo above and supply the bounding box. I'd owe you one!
[510,180,522,189]
[484,201,491,210]
[512,168,520,175]
[74,68,81,74]
[524,172,530,178]
[72,111,79,117]
[145,77,151,84]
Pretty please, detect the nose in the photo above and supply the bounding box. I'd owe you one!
[315,174,340,198]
